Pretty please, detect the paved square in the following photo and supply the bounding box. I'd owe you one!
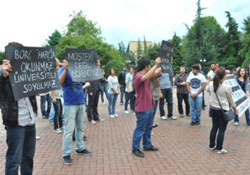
[1,90,250,175]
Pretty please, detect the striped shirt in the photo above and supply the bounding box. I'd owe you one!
[18,97,36,126]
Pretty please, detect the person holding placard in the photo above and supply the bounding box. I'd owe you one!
[233,68,250,126]
[132,57,161,158]
[1,54,38,174]
[51,58,63,133]
[59,59,92,166]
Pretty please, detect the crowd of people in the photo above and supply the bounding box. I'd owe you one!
[1,47,250,174]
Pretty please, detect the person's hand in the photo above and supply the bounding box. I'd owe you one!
[232,107,238,115]
[52,97,57,104]
[181,82,187,86]
[159,91,163,98]
[116,91,120,95]
[155,57,161,67]
[155,67,162,76]
[62,59,68,70]
[190,93,196,99]
[83,82,91,89]
[2,59,12,77]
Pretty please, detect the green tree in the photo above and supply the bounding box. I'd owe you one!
[171,33,183,74]
[220,11,242,69]
[182,0,226,72]
[142,42,160,61]
[0,51,4,63]
[143,35,147,52]
[44,30,62,47]
[55,11,124,73]
[240,15,250,67]
[137,38,142,60]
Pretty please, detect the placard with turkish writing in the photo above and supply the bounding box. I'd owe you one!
[225,75,250,117]
[65,48,103,82]
[159,40,173,73]
[5,45,61,100]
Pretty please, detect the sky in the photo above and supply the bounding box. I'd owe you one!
[0,0,249,51]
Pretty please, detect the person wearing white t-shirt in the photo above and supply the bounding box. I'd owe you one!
[207,64,215,82]
[187,64,206,125]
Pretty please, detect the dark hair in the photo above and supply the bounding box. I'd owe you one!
[192,64,200,71]
[213,69,226,93]
[237,67,247,82]
[109,68,115,75]
[136,59,151,72]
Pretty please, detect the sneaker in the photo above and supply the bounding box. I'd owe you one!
[100,118,105,122]
[63,155,72,165]
[171,116,177,120]
[36,136,41,140]
[190,122,196,125]
[76,149,92,156]
[234,122,239,126]
[209,146,216,151]
[161,116,167,120]
[152,124,158,128]
[196,121,200,125]
[54,128,62,134]
[91,120,96,124]
[179,114,185,118]
[217,148,227,154]
[132,149,145,158]
[144,145,159,151]
[114,114,119,117]
[110,115,115,118]
[102,102,105,104]
[125,110,129,114]
[83,135,87,141]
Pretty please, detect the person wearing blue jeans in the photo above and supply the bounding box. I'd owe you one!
[107,68,119,118]
[59,60,92,166]
[189,95,202,124]
[187,64,206,125]
[40,93,51,118]
[132,57,161,158]
[0,53,37,175]
[108,93,118,116]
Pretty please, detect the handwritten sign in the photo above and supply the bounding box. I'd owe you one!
[159,40,174,83]
[5,45,61,100]
[225,75,250,117]
[65,48,103,82]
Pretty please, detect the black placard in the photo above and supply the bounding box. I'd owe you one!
[5,45,61,100]
[159,40,173,73]
[65,48,103,82]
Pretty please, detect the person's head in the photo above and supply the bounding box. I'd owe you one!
[191,64,200,75]
[109,68,115,76]
[137,59,151,73]
[101,69,105,75]
[123,66,127,72]
[213,68,226,93]
[210,64,215,70]
[198,63,202,70]
[237,67,247,81]
[129,66,134,74]
[180,66,186,74]
[96,59,101,67]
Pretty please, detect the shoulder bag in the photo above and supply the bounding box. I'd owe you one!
[215,92,234,121]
